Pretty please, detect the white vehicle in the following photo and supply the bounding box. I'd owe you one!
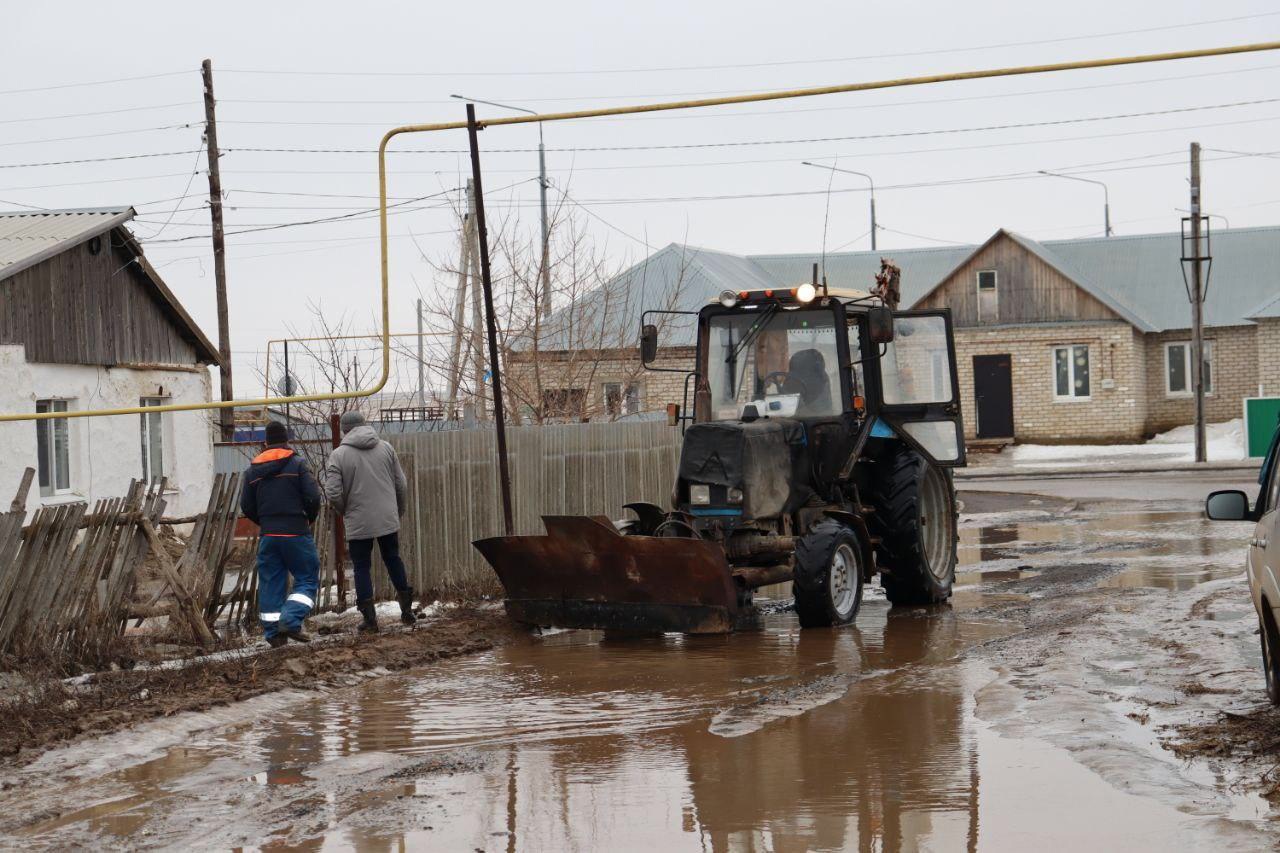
[1206,429,1280,704]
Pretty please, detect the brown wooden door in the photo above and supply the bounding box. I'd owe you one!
[973,354,1014,439]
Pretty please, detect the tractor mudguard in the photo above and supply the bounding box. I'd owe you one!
[474,516,745,634]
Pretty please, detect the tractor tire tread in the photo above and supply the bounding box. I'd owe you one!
[871,447,956,606]
[793,519,862,628]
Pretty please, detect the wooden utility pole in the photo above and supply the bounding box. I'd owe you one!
[201,59,234,441]
[466,104,514,535]
[1189,142,1207,463]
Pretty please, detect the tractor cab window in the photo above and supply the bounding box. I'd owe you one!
[707,308,841,420]
[880,315,954,406]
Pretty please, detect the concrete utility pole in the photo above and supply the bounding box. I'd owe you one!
[1189,142,1208,463]
[446,181,475,409]
[802,162,876,250]
[1039,170,1111,237]
[201,59,234,440]
[451,95,551,317]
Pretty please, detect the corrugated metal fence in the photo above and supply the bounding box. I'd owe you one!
[388,421,683,595]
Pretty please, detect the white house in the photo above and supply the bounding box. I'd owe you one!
[0,208,220,516]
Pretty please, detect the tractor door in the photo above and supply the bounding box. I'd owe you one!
[875,310,966,467]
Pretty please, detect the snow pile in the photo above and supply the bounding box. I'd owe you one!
[989,419,1246,469]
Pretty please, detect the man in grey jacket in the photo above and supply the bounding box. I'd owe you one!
[324,410,416,632]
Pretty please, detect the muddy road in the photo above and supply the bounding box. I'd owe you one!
[2,470,1277,850]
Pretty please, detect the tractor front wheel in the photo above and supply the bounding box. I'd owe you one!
[793,520,864,628]
[873,447,957,606]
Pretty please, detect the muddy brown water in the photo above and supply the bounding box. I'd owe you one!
[11,499,1275,850]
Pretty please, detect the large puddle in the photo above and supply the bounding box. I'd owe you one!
[958,506,1252,592]
[11,500,1272,850]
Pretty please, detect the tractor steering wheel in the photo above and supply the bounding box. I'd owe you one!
[762,370,806,396]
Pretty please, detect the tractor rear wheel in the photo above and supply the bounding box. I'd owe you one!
[873,447,957,606]
[793,520,864,628]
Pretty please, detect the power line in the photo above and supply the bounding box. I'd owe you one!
[0,172,192,192]
[0,150,203,169]
[140,178,533,243]
[554,187,651,249]
[218,12,1280,78]
[0,70,191,97]
[0,102,194,125]
[877,226,969,245]
[0,123,199,149]
[220,96,1280,153]
[135,150,206,240]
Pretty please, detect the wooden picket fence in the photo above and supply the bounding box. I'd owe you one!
[0,470,249,661]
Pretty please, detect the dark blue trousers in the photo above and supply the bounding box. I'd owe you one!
[257,534,320,638]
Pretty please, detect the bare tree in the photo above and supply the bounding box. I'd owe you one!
[412,194,691,425]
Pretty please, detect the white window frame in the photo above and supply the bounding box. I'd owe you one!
[35,399,72,497]
[140,397,167,485]
[976,270,998,323]
[1164,341,1214,397]
[1051,345,1092,402]
[602,382,642,418]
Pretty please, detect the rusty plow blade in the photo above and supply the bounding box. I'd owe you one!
[474,516,744,634]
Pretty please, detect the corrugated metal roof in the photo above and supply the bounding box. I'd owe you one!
[529,224,1280,351]
[1041,227,1280,331]
[1248,290,1280,319]
[0,208,134,281]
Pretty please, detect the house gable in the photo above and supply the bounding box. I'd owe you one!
[914,230,1126,328]
[0,227,216,366]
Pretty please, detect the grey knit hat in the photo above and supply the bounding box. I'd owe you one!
[339,410,368,434]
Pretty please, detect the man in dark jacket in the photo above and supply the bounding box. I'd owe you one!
[241,420,322,647]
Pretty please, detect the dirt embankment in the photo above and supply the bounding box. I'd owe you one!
[0,607,529,767]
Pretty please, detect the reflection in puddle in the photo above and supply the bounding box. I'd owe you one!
[958,508,1250,591]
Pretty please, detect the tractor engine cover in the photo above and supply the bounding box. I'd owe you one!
[677,419,810,520]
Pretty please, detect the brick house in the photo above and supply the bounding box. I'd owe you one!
[512,227,1280,442]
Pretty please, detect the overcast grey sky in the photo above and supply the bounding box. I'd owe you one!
[4,1,1279,398]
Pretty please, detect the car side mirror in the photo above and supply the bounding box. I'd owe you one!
[867,307,895,345]
[1206,489,1251,521]
[640,324,658,364]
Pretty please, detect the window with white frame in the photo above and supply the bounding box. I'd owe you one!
[976,270,998,323]
[603,382,642,418]
[35,399,71,497]
[1052,345,1091,400]
[140,397,166,485]
[1165,341,1213,396]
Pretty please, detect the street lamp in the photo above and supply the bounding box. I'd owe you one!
[452,94,551,318]
[802,161,877,250]
[1039,170,1112,237]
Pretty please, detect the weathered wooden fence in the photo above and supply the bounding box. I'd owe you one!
[386,421,683,595]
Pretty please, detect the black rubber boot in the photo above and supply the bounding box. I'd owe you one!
[398,588,417,626]
[280,626,311,644]
[357,599,379,633]
[266,634,288,649]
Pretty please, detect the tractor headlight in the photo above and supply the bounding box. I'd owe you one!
[719,289,739,308]
[727,487,744,504]
[795,282,817,303]
[690,484,711,505]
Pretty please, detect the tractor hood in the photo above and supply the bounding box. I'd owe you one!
[677,419,810,520]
